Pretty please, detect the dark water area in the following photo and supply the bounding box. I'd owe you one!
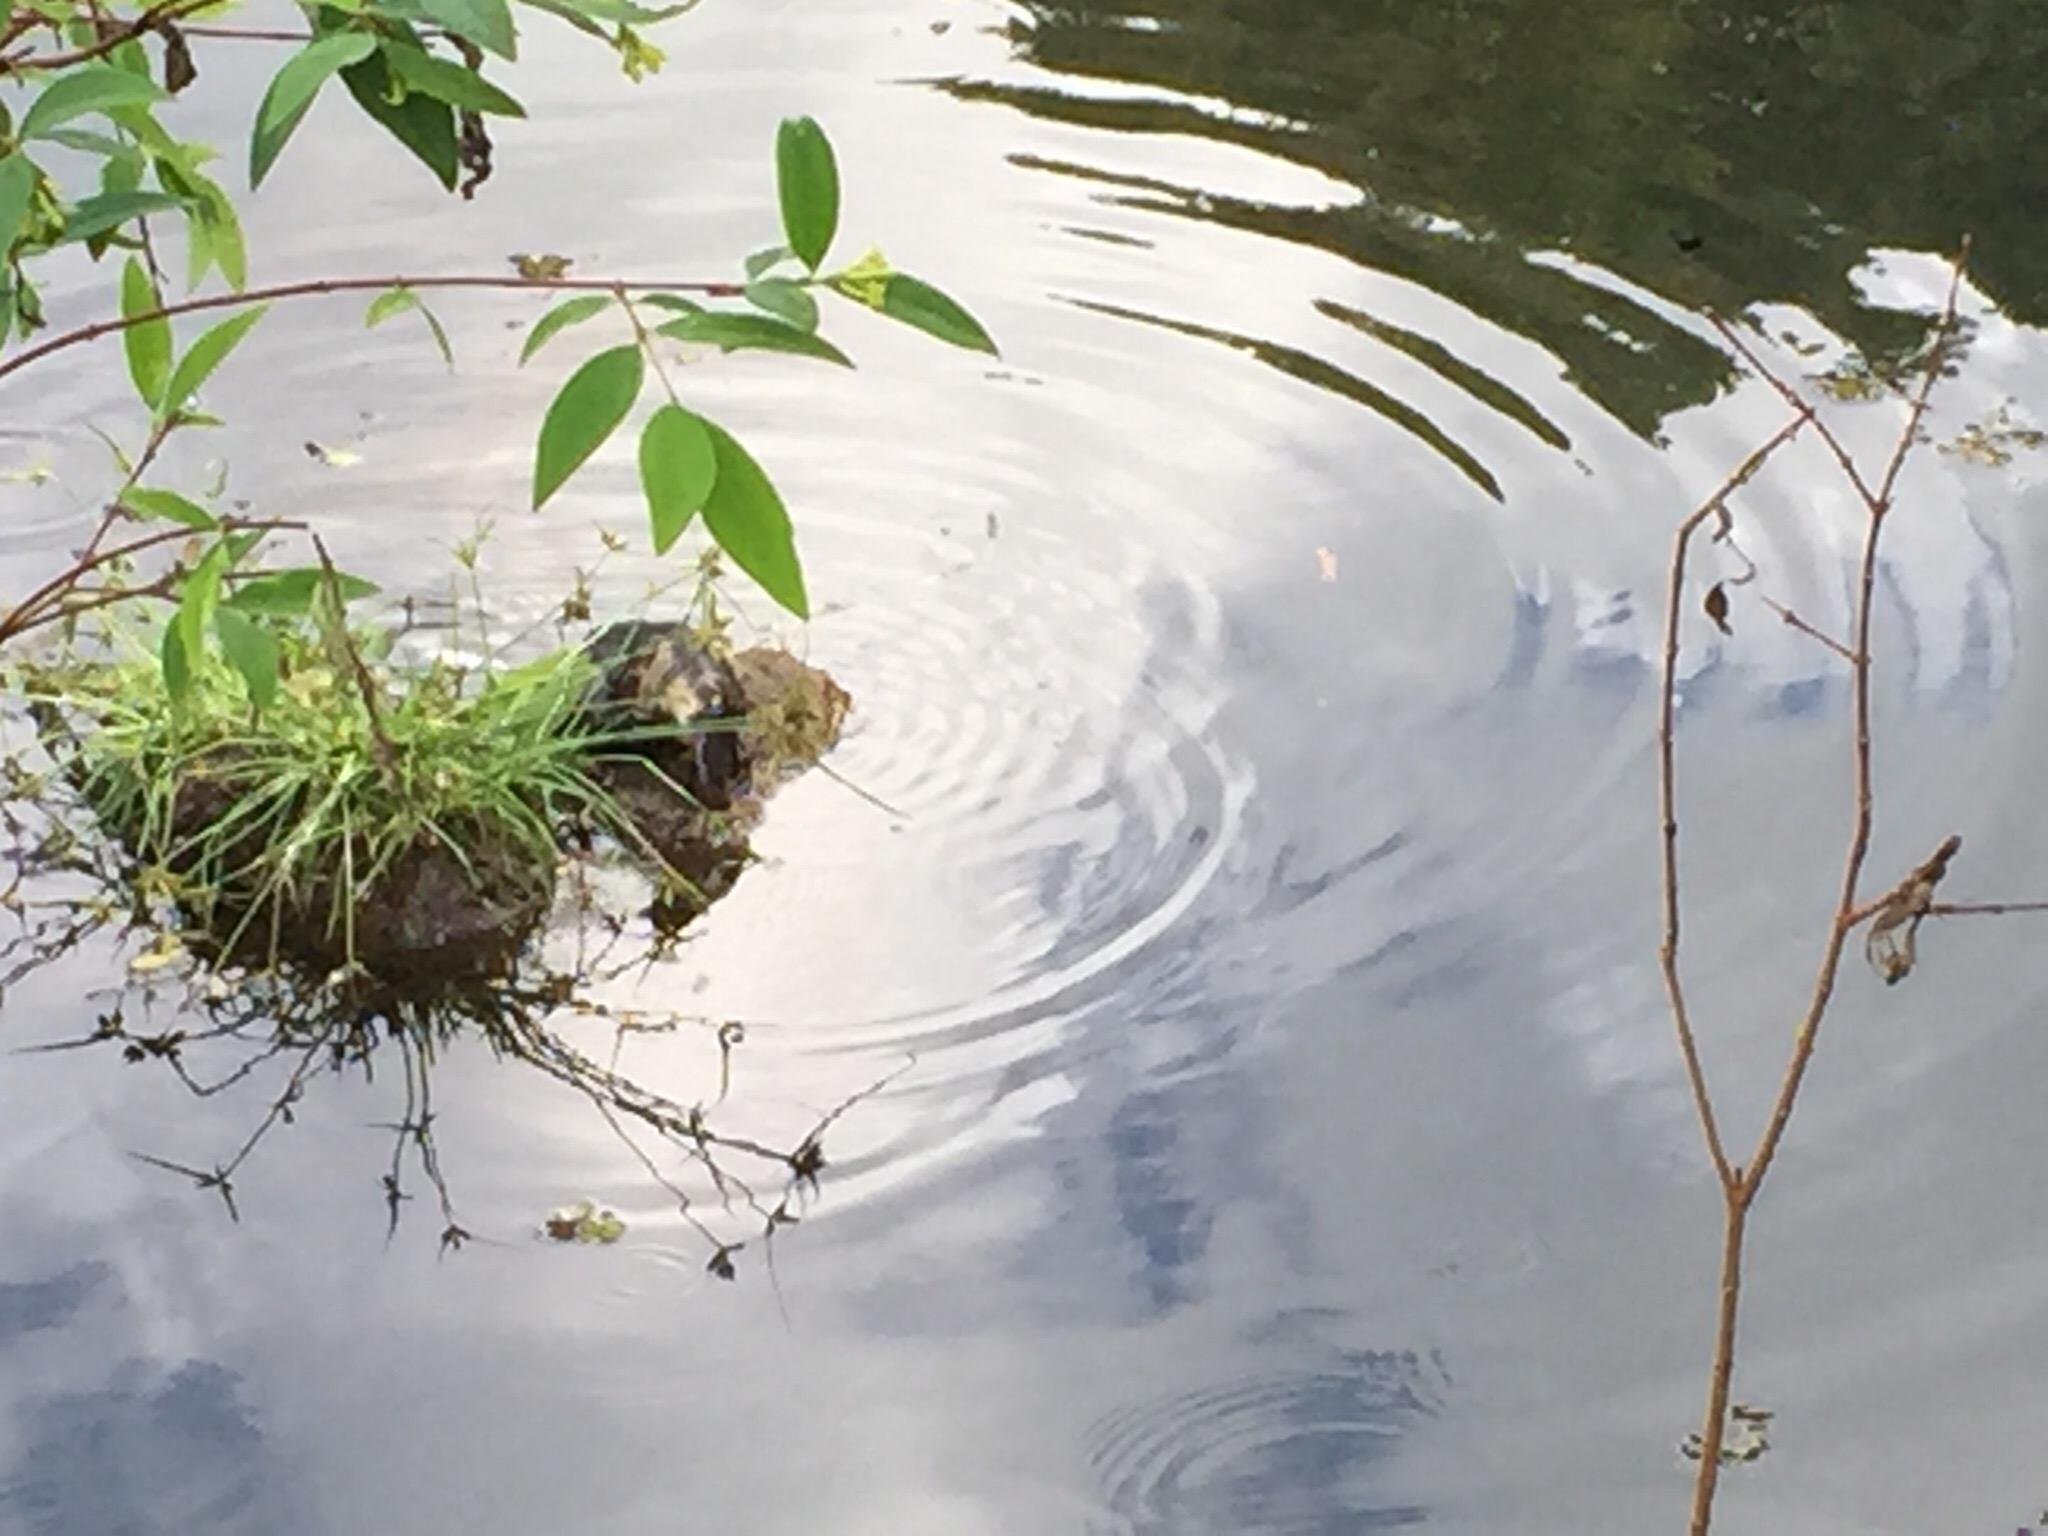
[4,1,2048,1532]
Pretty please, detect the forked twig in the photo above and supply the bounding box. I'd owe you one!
[1659,240,2040,1534]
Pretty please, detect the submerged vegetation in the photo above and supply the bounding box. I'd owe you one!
[0,0,989,1261]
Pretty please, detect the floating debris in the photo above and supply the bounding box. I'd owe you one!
[543,1199,626,1244]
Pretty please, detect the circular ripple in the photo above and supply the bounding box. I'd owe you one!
[1084,1352,1451,1534]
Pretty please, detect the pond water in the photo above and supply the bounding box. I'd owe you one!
[5,1,2048,1531]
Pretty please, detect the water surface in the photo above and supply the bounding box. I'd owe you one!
[5,2,2048,1532]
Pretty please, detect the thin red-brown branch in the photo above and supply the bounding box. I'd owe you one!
[1708,312,1879,510]
[1741,244,1969,1201]
[1685,1187,1751,1536]
[1658,413,1812,1192]
[1677,241,1970,1536]
[1755,596,1859,664]
[0,0,209,74]
[0,272,745,389]
[0,515,302,646]
[174,23,313,39]
[1926,900,2048,917]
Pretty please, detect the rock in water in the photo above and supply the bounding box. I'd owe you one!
[579,622,850,923]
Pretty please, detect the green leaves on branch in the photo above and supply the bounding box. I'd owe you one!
[365,284,454,368]
[157,555,378,708]
[532,345,643,508]
[119,257,171,408]
[743,278,818,332]
[386,48,526,117]
[520,294,613,364]
[871,273,996,354]
[120,487,217,530]
[532,317,810,615]
[700,418,806,619]
[160,306,269,422]
[19,66,166,143]
[251,34,377,187]
[638,404,715,554]
[0,155,39,259]
[419,0,518,63]
[829,263,996,355]
[227,568,379,616]
[341,44,459,189]
[655,310,850,367]
[55,190,188,245]
[775,116,839,272]
[214,607,281,709]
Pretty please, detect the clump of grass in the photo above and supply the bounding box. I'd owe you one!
[19,610,670,981]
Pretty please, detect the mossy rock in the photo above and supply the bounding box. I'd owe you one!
[579,623,850,924]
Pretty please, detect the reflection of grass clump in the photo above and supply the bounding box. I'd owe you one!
[23,615,649,983]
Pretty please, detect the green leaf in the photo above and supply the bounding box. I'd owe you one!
[638,404,717,554]
[654,311,850,367]
[364,286,417,328]
[520,293,611,365]
[176,541,228,667]
[53,190,187,245]
[527,0,691,24]
[415,302,453,366]
[250,33,377,187]
[533,345,643,509]
[120,257,171,408]
[512,0,603,39]
[875,274,997,355]
[341,49,457,188]
[160,305,270,420]
[418,0,516,60]
[743,278,818,333]
[20,66,166,143]
[744,244,792,280]
[638,293,702,317]
[365,284,453,366]
[775,116,839,272]
[385,47,525,115]
[155,160,245,291]
[226,567,378,616]
[214,607,280,709]
[161,620,192,702]
[97,144,143,199]
[39,128,131,157]
[0,154,38,259]
[120,486,216,529]
[699,417,806,618]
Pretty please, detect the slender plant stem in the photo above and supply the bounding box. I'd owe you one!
[312,534,398,785]
[0,0,210,74]
[0,515,300,646]
[1671,241,1970,1536]
[1740,245,1968,1201]
[0,272,746,390]
[1707,312,1878,509]
[1686,1189,1752,1536]
[1658,414,1811,1192]
[1754,596,1859,663]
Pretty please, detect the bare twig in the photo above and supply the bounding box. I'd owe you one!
[312,534,399,784]
[0,0,211,75]
[1755,597,1860,664]
[1658,413,1812,1192]
[1672,241,1972,1536]
[0,272,745,390]
[1925,899,2048,917]
[1707,312,1879,508]
[0,515,303,646]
